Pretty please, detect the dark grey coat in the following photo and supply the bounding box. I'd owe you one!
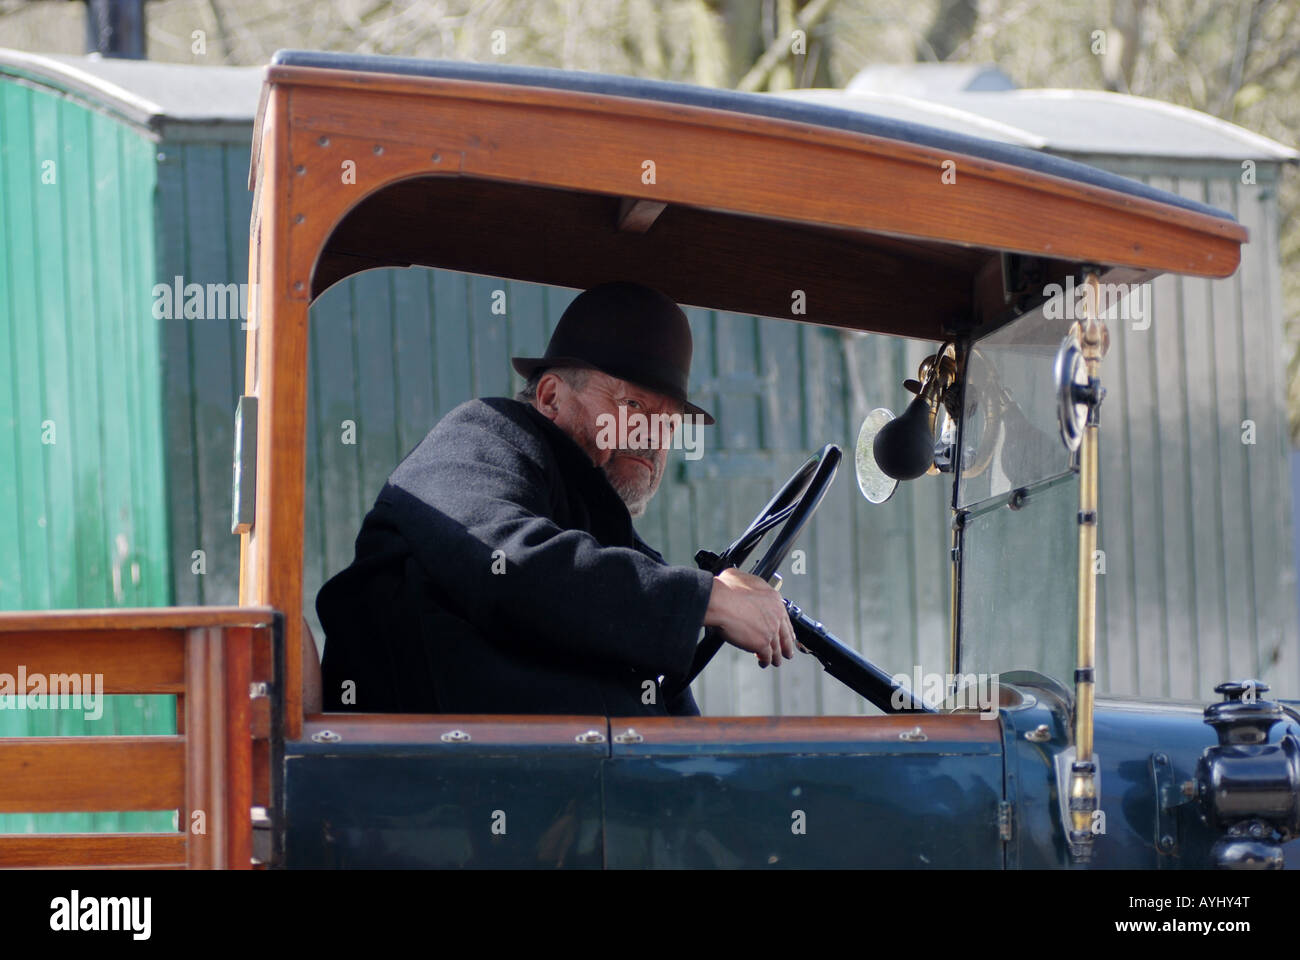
[317,396,713,716]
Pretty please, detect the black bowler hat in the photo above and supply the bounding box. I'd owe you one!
[512,281,715,425]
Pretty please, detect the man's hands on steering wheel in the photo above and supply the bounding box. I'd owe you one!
[674,444,841,687]
[703,568,796,668]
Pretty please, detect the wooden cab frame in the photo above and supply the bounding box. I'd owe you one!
[242,50,1246,743]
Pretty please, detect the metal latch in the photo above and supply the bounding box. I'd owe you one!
[575,729,607,744]
[998,800,1014,841]
[231,396,258,534]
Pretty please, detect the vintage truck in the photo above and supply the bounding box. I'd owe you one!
[1,49,1297,869]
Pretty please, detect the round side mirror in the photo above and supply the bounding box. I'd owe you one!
[1055,335,1089,452]
[855,408,900,503]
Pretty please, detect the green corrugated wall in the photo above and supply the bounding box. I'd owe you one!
[0,78,173,832]
[2,68,1299,822]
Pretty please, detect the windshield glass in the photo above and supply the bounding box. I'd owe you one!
[957,303,1079,683]
[958,306,1074,507]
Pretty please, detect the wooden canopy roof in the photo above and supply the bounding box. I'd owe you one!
[251,50,1247,344]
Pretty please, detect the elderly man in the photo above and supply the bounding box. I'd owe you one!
[317,281,794,716]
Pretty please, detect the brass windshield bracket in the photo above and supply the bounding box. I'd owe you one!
[1065,269,1109,863]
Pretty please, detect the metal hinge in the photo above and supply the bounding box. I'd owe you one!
[251,805,272,866]
[998,800,1014,842]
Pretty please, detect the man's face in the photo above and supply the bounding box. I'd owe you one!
[534,369,682,518]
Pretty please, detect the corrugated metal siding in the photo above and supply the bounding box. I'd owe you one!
[6,67,1293,731]
[1089,163,1300,701]
[157,140,252,609]
[0,80,174,832]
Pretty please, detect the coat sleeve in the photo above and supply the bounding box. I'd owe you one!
[383,401,715,682]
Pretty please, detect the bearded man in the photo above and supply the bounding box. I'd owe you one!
[317,281,794,716]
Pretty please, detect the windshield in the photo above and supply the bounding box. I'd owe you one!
[957,304,1079,683]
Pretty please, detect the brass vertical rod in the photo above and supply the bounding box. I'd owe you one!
[1068,270,1106,860]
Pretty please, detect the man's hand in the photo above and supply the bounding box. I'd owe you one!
[703,568,797,668]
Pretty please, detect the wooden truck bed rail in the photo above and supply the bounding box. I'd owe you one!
[0,607,281,869]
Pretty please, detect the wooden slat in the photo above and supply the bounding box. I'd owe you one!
[0,833,185,868]
[0,606,275,632]
[302,714,609,745]
[185,628,217,869]
[223,627,253,870]
[0,737,184,813]
[184,625,256,869]
[0,629,184,694]
[613,714,1002,743]
[267,66,1246,269]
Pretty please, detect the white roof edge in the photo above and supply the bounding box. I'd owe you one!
[771,88,1048,149]
[0,47,165,119]
[1007,88,1299,161]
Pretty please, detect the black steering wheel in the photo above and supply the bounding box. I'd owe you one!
[673,444,842,691]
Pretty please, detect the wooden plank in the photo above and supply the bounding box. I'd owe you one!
[756,314,803,452]
[1117,216,1169,697]
[0,833,185,869]
[0,87,21,613]
[808,326,860,717]
[1177,178,1228,699]
[107,117,139,598]
[432,269,473,417]
[60,102,107,612]
[1235,178,1286,687]
[156,140,202,608]
[391,268,438,462]
[4,84,53,613]
[122,131,169,610]
[0,628,184,693]
[320,177,975,345]
[351,268,400,503]
[732,476,778,717]
[1097,282,1137,695]
[0,737,184,813]
[114,125,148,611]
[1205,179,1254,687]
[605,713,1002,744]
[505,278,547,401]
[302,714,608,744]
[222,627,254,870]
[1148,176,1196,698]
[659,458,699,711]
[471,272,511,400]
[0,607,275,631]
[31,88,76,618]
[713,311,771,717]
[684,308,730,716]
[617,197,667,233]
[1251,176,1300,697]
[855,335,909,704]
[276,68,1245,289]
[185,628,217,868]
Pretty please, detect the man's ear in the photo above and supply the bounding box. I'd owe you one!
[533,371,563,421]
